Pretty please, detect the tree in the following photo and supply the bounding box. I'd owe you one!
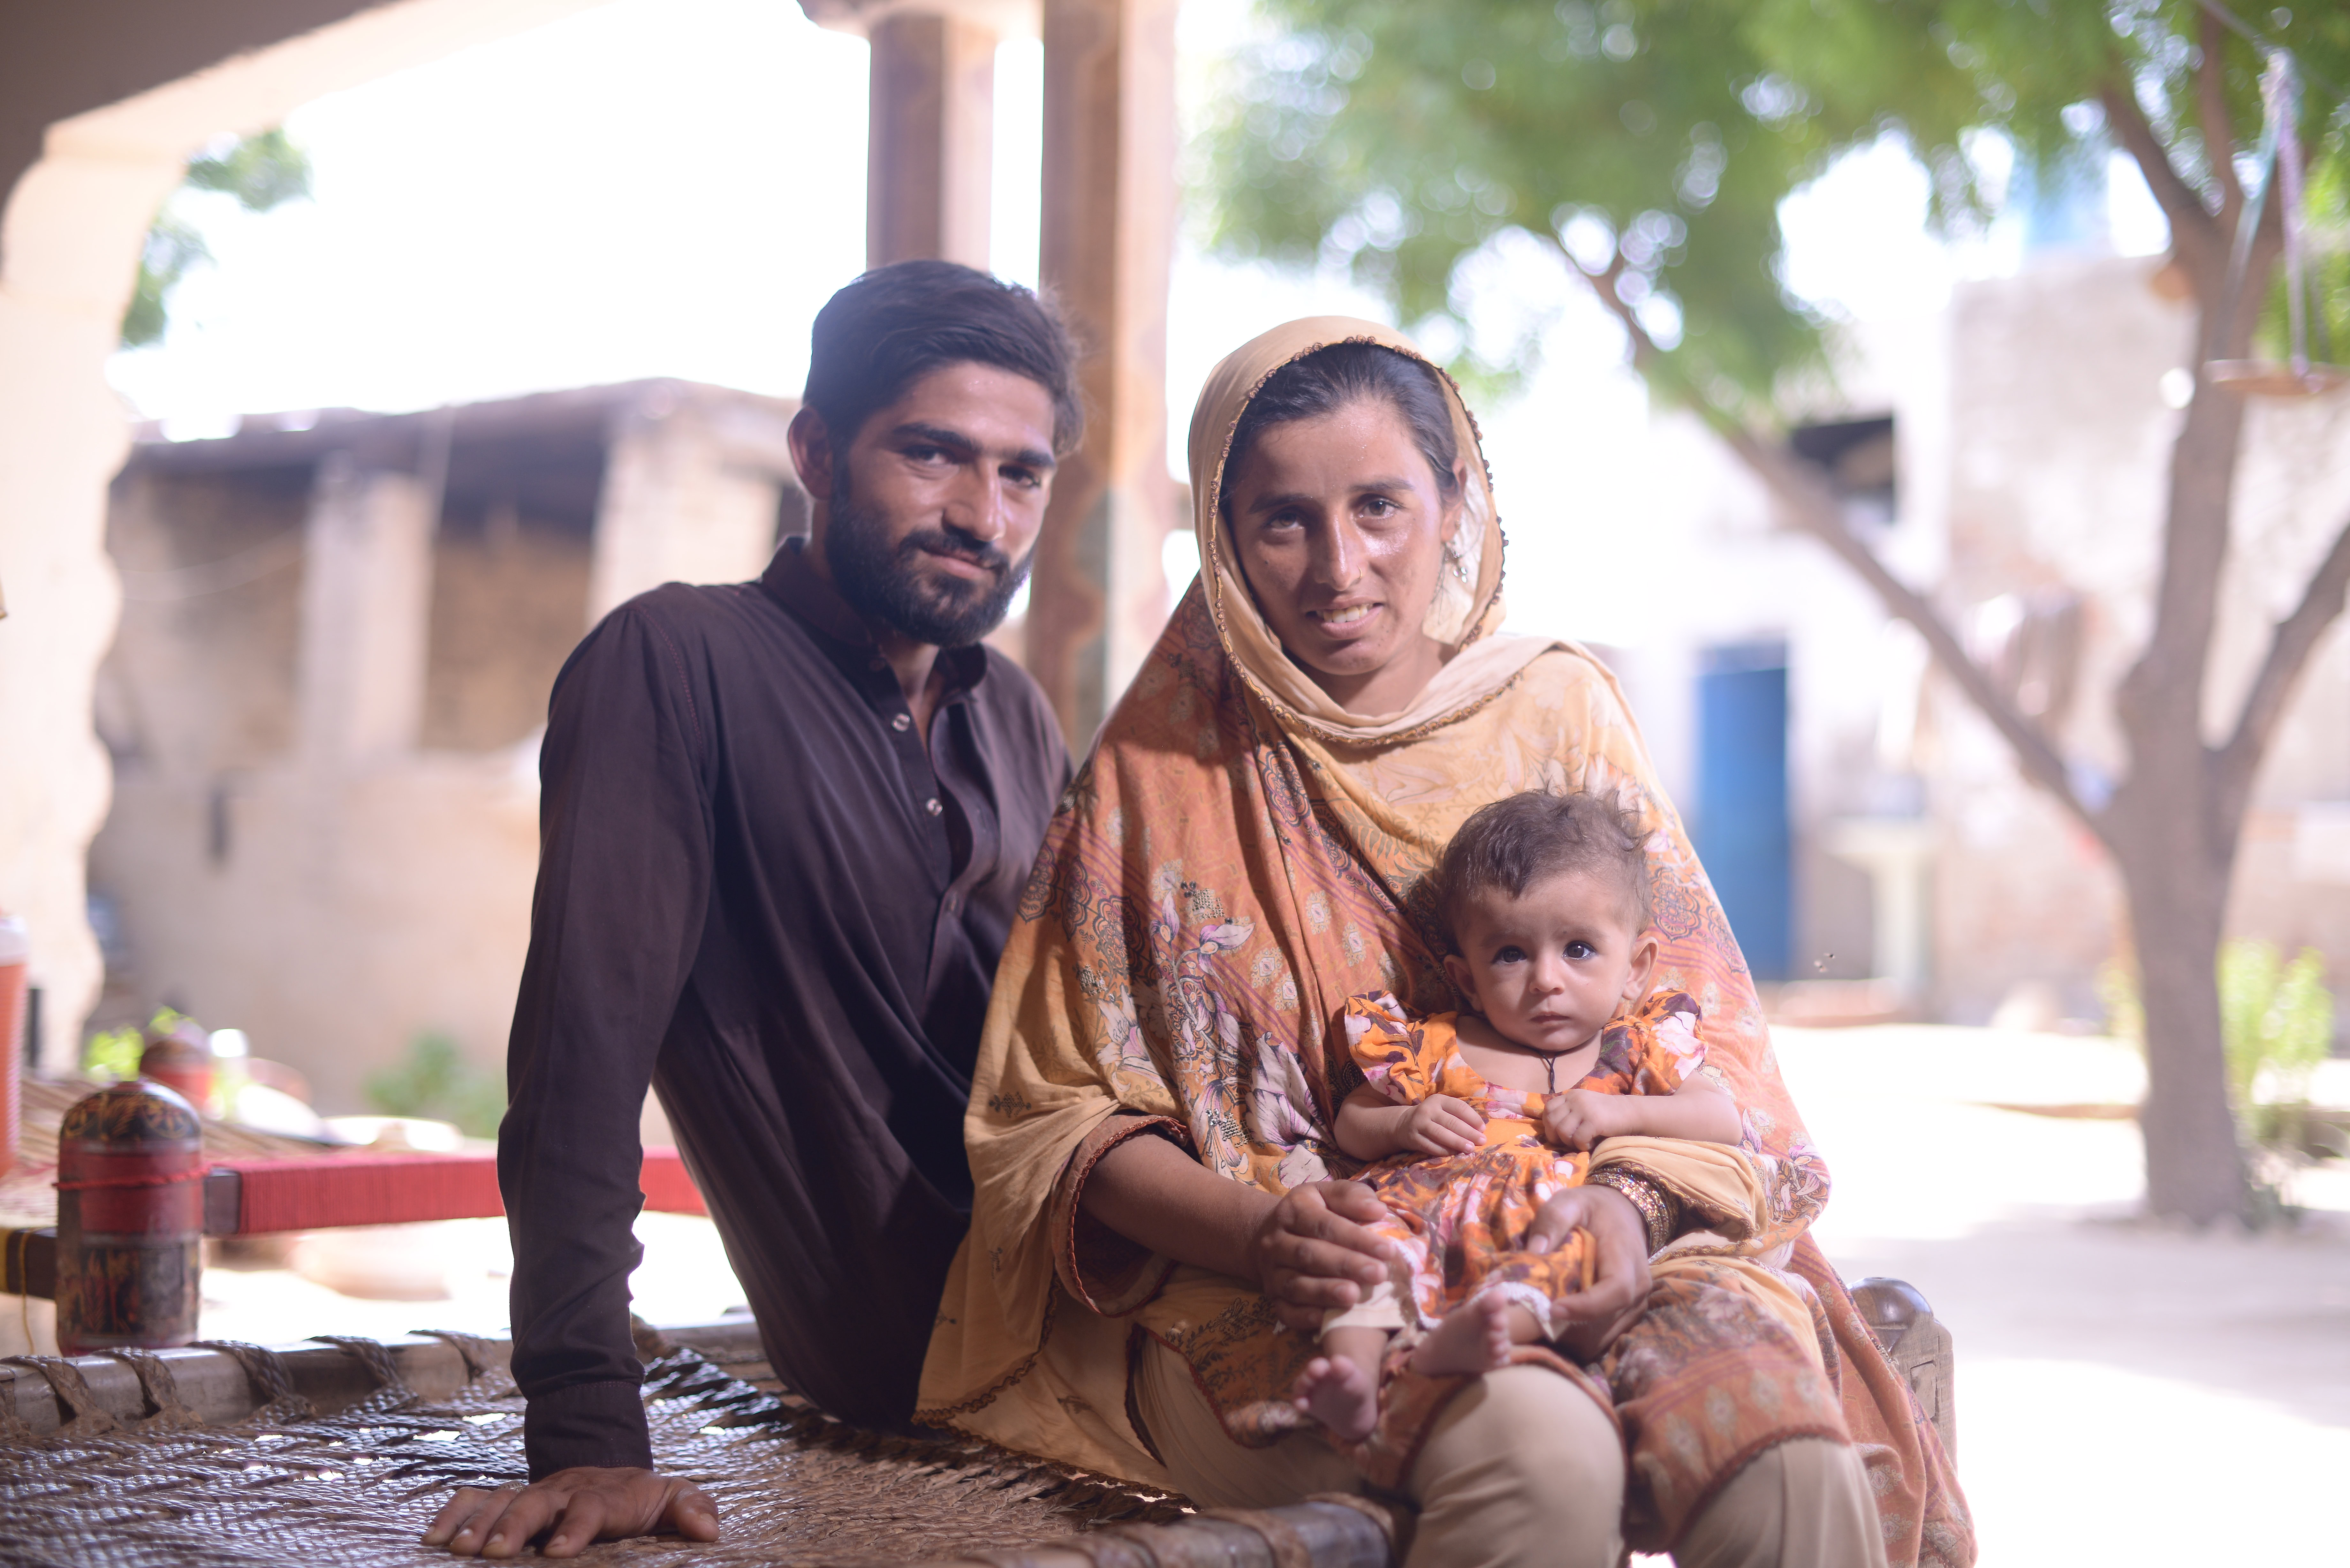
[1203,0,2350,1222]
[121,127,312,348]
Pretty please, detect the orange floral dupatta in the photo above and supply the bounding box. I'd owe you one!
[919,320,1971,1565]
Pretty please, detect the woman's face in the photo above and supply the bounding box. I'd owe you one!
[1221,397,1467,713]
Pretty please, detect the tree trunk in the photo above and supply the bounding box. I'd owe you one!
[2102,356,2256,1223]
[2107,822,2247,1222]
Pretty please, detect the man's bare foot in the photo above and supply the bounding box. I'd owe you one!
[1412,1293,1529,1376]
[1292,1354,1381,1442]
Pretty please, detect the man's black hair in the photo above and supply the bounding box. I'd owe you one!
[803,260,1084,455]
[1221,341,1460,516]
[1438,789,1652,948]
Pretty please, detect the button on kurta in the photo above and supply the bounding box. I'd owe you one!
[926,798,944,816]
[892,713,911,731]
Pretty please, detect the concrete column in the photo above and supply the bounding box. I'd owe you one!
[1026,0,1176,743]
[587,394,784,624]
[867,12,997,269]
[297,458,436,766]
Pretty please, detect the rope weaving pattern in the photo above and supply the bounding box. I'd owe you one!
[0,1338,1200,1566]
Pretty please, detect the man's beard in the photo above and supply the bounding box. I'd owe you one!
[824,483,1034,649]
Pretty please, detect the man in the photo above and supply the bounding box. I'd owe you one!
[425,261,1080,1559]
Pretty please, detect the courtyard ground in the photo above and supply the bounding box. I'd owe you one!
[1784,1025,2350,1567]
[147,1024,2350,1564]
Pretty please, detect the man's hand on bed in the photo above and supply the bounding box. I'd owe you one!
[421,1466,720,1558]
[1525,1185,1652,1360]
[1250,1179,1396,1333]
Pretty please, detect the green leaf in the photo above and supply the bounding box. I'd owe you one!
[184,126,313,213]
[118,127,311,349]
[1198,0,2350,412]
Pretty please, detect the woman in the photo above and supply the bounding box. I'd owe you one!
[919,320,1972,1567]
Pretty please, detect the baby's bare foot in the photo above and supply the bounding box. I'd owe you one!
[1292,1354,1380,1442]
[1412,1293,1520,1376]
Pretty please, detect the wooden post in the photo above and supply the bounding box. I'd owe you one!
[1026,0,1177,746]
[866,11,997,269]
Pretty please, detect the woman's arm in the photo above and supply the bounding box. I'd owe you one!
[1079,1132,1396,1331]
[1522,1184,1653,1360]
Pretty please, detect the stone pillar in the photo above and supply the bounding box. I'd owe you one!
[1026,0,1176,744]
[866,11,997,269]
[297,457,436,766]
[586,391,784,625]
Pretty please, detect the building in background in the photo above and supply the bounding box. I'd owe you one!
[89,381,802,1110]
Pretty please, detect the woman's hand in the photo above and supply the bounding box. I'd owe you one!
[1541,1089,1624,1152]
[1249,1180,1397,1333]
[1525,1184,1652,1360]
[1399,1093,1486,1155]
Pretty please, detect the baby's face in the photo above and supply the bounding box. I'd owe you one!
[1443,868,1656,1055]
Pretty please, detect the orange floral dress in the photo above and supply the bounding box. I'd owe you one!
[1337,988,1709,1339]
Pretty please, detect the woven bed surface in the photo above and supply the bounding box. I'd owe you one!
[0,1333,1191,1567]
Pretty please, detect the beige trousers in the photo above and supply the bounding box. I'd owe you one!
[1132,1339,1886,1568]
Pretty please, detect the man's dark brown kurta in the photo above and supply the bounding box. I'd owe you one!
[501,541,1070,1477]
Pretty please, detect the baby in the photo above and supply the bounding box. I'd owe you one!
[1293,789,1742,1442]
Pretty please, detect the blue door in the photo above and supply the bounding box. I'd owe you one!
[1695,643,1791,981]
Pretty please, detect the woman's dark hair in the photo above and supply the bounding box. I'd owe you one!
[1221,342,1460,515]
[1438,789,1651,948]
[803,259,1085,456]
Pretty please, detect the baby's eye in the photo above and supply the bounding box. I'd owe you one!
[1564,941,1596,960]
[1493,945,1527,965]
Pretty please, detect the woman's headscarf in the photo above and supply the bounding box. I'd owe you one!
[1187,317,1546,741]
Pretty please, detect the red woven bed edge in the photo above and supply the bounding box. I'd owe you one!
[213,1146,704,1233]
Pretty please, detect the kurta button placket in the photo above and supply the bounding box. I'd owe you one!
[926,798,944,816]
[892,713,911,731]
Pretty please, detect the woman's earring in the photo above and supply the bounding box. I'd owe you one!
[1445,541,1471,584]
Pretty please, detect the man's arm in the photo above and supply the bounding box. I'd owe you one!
[1077,1131,1395,1331]
[429,604,716,1557]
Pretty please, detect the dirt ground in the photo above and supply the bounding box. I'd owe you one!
[1780,1025,2350,1567]
[168,1025,2350,1565]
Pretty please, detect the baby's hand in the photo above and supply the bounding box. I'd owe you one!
[1400,1094,1486,1156]
[1542,1089,1624,1152]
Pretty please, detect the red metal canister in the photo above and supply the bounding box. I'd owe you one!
[55,1080,205,1353]
[139,1018,215,1117]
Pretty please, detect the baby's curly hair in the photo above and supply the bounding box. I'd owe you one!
[1438,789,1651,950]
